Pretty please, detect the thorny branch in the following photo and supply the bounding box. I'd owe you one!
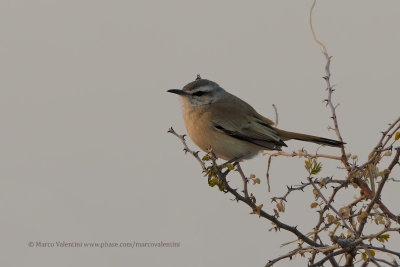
[310,0,349,170]
[271,177,346,203]
[168,127,322,248]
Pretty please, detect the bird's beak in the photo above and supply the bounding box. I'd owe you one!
[167,89,187,96]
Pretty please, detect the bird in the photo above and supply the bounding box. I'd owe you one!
[168,76,344,162]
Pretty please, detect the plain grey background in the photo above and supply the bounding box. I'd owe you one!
[1,0,399,266]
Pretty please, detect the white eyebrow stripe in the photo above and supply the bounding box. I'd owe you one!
[192,85,213,93]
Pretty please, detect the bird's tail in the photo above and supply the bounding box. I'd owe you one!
[275,129,344,147]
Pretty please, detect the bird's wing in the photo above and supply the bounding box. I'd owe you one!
[209,94,287,150]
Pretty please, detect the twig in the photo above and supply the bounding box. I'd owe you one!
[168,127,206,171]
[282,212,365,249]
[263,150,342,161]
[309,182,347,264]
[310,0,349,169]
[379,118,400,150]
[309,249,346,267]
[357,147,400,234]
[366,245,400,259]
[373,258,398,267]
[236,163,250,199]
[266,156,272,192]
[272,104,279,126]
[308,177,356,234]
[267,246,341,267]
[272,178,346,203]
[265,248,302,267]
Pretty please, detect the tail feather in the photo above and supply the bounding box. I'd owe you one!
[275,129,344,147]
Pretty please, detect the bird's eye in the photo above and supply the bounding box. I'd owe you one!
[192,91,205,97]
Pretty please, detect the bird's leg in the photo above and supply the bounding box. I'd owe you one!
[206,149,250,171]
[218,153,251,170]
[225,153,250,165]
[206,155,240,171]
[225,156,242,165]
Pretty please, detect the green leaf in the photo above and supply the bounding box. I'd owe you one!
[202,155,210,161]
[217,180,226,191]
[377,234,390,243]
[208,178,218,187]
[362,252,367,262]
[362,250,376,261]
[311,162,322,175]
[361,252,368,261]
[226,163,235,170]
[305,159,322,175]
[369,250,375,257]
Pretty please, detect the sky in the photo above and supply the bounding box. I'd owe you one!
[1,1,400,266]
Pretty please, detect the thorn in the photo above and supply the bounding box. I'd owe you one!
[322,76,328,80]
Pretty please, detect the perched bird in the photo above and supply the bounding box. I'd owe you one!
[168,77,343,161]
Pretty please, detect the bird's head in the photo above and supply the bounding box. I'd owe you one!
[168,76,226,108]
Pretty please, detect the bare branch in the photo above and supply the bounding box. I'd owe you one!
[310,0,349,169]
[264,150,342,161]
[272,177,346,203]
[308,177,356,234]
[358,147,400,234]
[266,156,272,192]
[236,163,250,199]
[169,128,323,248]
[265,248,302,267]
[168,127,206,171]
[309,249,346,267]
